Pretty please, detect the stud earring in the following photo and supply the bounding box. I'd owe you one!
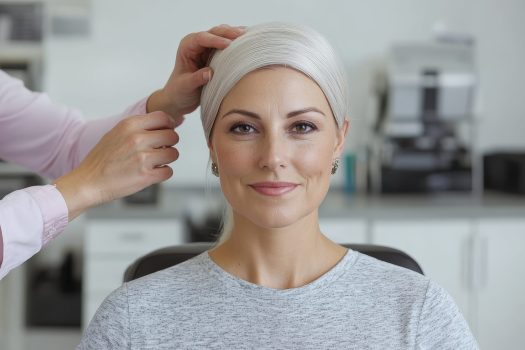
[331,158,339,175]
[211,162,219,177]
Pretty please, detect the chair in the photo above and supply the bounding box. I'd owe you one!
[123,242,424,282]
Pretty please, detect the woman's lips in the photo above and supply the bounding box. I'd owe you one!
[249,182,299,196]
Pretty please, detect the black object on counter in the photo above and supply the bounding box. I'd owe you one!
[123,183,160,205]
[484,152,525,194]
[381,167,472,193]
[185,214,221,242]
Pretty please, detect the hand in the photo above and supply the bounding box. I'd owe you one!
[54,111,179,221]
[147,24,245,120]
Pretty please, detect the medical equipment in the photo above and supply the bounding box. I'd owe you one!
[368,41,479,194]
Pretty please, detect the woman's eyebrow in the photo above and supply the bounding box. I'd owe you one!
[221,107,325,120]
[221,109,260,120]
[287,107,325,118]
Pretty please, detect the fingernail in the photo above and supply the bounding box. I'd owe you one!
[203,69,211,82]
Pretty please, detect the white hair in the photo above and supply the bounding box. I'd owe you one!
[200,22,350,245]
[200,21,349,141]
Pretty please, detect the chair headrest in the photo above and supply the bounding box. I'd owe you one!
[123,242,424,282]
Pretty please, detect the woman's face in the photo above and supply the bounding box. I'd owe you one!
[209,67,348,229]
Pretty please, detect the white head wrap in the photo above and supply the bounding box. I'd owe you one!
[200,22,349,141]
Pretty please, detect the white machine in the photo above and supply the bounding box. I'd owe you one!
[369,40,479,193]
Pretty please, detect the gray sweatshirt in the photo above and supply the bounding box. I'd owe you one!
[78,248,479,349]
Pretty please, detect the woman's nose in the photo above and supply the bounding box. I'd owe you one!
[257,133,288,171]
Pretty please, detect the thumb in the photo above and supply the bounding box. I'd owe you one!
[185,67,213,91]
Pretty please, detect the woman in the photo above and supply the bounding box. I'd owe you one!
[78,22,478,349]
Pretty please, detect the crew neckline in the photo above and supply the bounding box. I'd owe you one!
[198,248,358,300]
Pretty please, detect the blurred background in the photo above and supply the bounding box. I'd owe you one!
[0,0,524,349]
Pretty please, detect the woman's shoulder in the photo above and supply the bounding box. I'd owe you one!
[345,250,478,348]
[347,249,431,295]
[124,251,211,293]
[82,253,212,334]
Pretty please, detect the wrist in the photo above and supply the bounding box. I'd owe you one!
[54,171,99,221]
[146,89,183,120]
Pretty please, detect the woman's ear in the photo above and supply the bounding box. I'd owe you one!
[334,118,350,157]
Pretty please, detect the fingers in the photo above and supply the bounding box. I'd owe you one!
[120,113,180,150]
[208,24,245,40]
[147,147,180,168]
[188,31,230,53]
[150,165,174,182]
[179,67,213,92]
[130,111,175,131]
[136,148,178,186]
[157,24,245,121]
[144,129,179,149]
[185,25,245,54]
[126,128,179,154]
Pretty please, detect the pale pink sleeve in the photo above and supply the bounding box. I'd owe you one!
[0,185,67,279]
[0,70,148,279]
[0,70,148,180]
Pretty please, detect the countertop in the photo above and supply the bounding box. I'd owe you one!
[86,187,525,220]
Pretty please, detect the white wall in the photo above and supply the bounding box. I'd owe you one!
[471,0,525,151]
[43,0,525,186]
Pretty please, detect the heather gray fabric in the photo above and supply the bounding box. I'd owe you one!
[78,249,479,349]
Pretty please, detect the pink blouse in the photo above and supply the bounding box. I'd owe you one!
[0,70,147,279]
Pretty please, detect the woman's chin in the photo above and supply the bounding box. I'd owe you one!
[244,208,308,230]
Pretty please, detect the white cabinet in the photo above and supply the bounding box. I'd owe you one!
[320,218,368,244]
[83,219,184,327]
[371,219,472,324]
[475,219,525,349]
[371,217,525,349]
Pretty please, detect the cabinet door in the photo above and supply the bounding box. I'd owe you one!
[371,219,472,323]
[320,218,368,244]
[476,219,525,349]
[86,220,185,256]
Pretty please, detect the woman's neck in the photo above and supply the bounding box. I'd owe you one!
[208,211,347,290]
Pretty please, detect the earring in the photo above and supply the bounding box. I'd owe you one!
[331,158,339,175]
[211,162,219,177]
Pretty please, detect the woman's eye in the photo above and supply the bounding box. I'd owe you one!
[292,122,317,134]
[230,123,257,134]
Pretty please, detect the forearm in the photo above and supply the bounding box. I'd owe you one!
[0,71,85,179]
[0,71,148,179]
